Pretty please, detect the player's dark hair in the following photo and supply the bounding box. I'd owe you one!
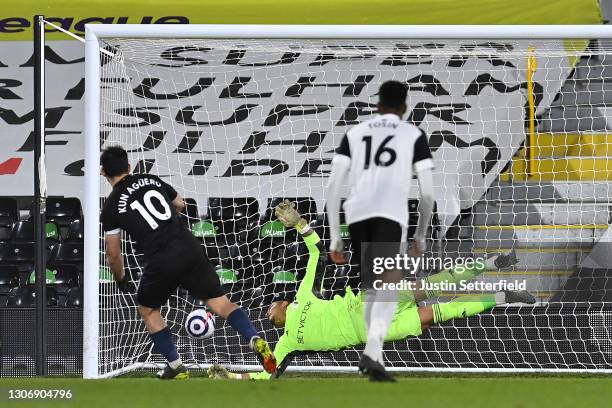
[100,145,129,177]
[378,80,407,110]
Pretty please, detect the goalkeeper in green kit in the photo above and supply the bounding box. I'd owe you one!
[208,201,534,380]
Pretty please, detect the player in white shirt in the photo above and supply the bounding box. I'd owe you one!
[326,80,436,381]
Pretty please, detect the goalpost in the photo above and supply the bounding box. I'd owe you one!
[84,24,612,378]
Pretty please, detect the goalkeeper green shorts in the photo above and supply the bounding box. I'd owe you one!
[384,302,423,341]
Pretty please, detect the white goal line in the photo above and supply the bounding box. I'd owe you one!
[99,363,612,379]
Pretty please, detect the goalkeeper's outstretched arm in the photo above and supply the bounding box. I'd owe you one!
[274,202,322,299]
[209,201,321,381]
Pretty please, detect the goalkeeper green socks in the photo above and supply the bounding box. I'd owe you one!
[423,260,486,298]
[431,294,497,324]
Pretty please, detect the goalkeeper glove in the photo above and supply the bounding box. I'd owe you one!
[274,199,309,233]
[207,364,243,380]
[494,250,519,269]
[116,274,136,294]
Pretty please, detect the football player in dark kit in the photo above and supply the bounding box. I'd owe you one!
[100,146,276,379]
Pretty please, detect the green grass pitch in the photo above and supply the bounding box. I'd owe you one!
[1,373,612,408]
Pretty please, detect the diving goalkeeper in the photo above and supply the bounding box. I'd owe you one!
[209,201,533,380]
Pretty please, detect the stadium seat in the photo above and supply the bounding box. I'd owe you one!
[45,285,59,307]
[9,220,60,248]
[0,242,35,272]
[28,266,78,296]
[0,266,19,288]
[6,285,34,306]
[66,219,83,241]
[244,238,284,282]
[261,275,299,306]
[215,266,243,304]
[265,265,298,288]
[244,286,264,308]
[0,197,18,241]
[8,221,33,242]
[48,242,84,270]
[208,197,259,242]
[316,264,354,300]
[248,220,293,281]
[247,198,317,280]
[6,285,58,307]
[217,243,249,272]
[46,221,61,244]
[191,219,223,260]
[178,197,200,229]
[277,240,310,279]
[36,197,82,237]
[0,266,19,306]
[54,266,79,296]
[201,240,220,261]
[312,203,351,251]
[64,286,83,308]
[202,198,260,282]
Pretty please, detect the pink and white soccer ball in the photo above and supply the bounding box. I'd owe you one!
[185,309,216,339]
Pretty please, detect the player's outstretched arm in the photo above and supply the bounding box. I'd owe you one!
[275,200,321,296]
[412,166,435,256]
[325,154,350,264]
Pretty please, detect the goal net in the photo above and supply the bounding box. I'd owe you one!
[86,27,612,377]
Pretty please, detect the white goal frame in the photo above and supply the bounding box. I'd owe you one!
[83,24,612,379]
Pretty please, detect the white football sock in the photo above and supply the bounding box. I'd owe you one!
[169,357,183,370]
[363,290,376,334]
[363,290,398,366]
